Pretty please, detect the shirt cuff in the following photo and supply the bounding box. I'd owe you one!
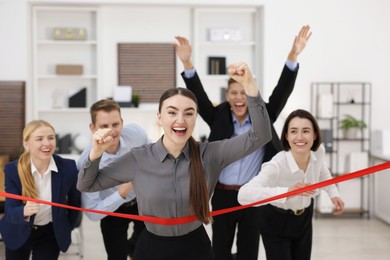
[286,60,298,72]
[183,67,196,78]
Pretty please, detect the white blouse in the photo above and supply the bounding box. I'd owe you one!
[31,156,57,225]
[238,145,339,211]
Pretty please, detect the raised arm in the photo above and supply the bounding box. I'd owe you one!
[287,25,312,62]
[175,36,217,126]
[267,25,312,122]
[174,36,193,70]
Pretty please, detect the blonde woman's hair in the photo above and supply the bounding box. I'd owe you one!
[18,120,55,200]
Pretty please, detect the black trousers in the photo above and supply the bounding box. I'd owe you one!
[100,201,145,260]
[211,189,261,260]
[5,222,60,260]
[260,202,314,260]
[133,225,214,260]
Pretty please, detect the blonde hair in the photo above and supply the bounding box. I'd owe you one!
[18,120,55,200]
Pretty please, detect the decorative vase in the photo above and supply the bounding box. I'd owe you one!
[343,128,359,139]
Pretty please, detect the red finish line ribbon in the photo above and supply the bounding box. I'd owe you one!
[1,162,389,225]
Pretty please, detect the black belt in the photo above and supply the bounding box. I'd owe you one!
[121,198,137,208]
[270,205,306,216]
[215,182,242,191]
[32,222,52,231]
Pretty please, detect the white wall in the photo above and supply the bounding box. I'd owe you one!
[0,0,27,80]
[262,0,390,134]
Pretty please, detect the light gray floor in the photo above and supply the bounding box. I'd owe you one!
[57,216,390,260]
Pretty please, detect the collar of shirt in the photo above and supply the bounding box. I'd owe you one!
[155,136,190,162]
[232,113,250,126]
[231,113,251,138]
[285,150,318,174]
[31,156,58,177]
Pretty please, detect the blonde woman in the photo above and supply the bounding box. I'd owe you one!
[0,120,81,260]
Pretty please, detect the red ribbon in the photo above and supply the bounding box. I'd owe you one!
[1,162,389,225]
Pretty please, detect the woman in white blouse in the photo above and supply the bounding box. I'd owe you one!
[238,109,344,260]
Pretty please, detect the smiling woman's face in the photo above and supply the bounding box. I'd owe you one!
[23,125,56,163]
[158,94,197,150]
[285,117,317,156]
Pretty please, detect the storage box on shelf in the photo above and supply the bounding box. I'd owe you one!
[311,82,371,218]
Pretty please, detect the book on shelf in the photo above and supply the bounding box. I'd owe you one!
[208,57,226,75]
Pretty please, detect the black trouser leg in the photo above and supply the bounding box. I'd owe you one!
[6,223,60,260]
[260,202,314,260]
[211,189,261,260]
[101,203,145,260]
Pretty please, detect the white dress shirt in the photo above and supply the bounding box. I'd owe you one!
[238,145,340,211]
[31,156,57,225]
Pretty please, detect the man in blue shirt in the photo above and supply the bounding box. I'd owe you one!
[77,99,149,260]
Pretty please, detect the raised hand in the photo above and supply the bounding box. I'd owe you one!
[89,128,114,160]
[288,25,312,62]
[174,36,193,70]
[228,62,258,97]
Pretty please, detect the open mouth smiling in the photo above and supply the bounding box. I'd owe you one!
[173,127,187,135]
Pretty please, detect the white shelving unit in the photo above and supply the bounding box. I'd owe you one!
[192,7,261,105]
[31,6,99,137]
[311,82,372,218]
[29,4,263,144]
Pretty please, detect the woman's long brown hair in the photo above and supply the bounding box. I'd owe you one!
[159,88,212,224]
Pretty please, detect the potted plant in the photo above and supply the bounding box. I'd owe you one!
[131,92,140,108]
[340,115,367,139]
